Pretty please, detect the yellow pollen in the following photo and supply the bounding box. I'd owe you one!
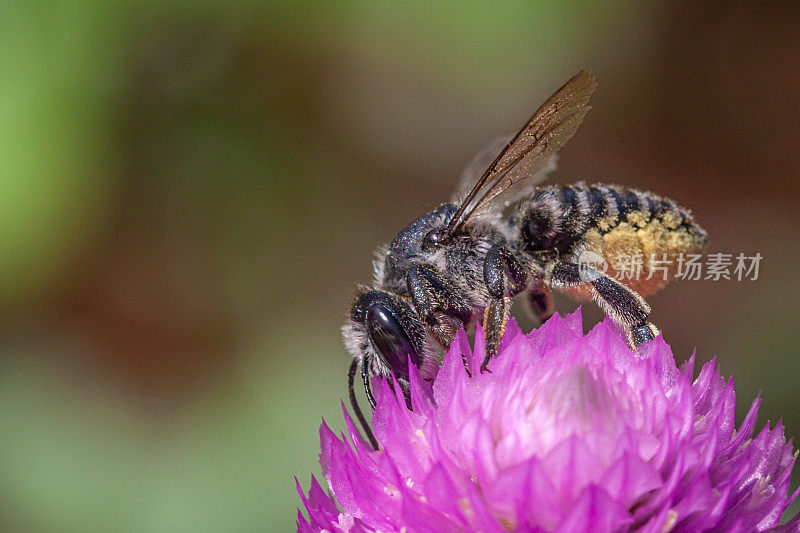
[662,509,678,532]
[660,211,680,229]
[626,210,649,228]
[500,517,517,531]
[459,498,472,515]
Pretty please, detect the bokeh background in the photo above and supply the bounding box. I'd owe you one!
[1,1,799,531]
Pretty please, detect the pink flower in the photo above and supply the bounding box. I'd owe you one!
[297,310,800,532]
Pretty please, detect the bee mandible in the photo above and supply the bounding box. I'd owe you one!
[343,71,708,449]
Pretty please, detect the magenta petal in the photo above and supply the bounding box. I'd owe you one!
[340,403,373,458]
[517,457,561,529]
[602,452,662,508]
[296,476,340,531]
[554,485,633,533]
[769,512,800,532]
[296,509,311,533]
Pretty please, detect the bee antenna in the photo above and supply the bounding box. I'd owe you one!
[348,359,379,450]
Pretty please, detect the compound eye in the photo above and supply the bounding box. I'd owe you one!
[366,304,419,379]
[422,227,448,250]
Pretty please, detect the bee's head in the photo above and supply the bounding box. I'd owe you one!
[386,203,458,261]
[343,290,434,391]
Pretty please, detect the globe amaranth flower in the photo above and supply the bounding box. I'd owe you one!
[297,310,800,532]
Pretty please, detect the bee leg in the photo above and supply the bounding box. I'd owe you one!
[546,261,660,349]
[361,363,377,408]
[407,265,471,347]
[481,296,511,372]
[481,245,527,372]
[349,360,379,450]
[527,282,554,324]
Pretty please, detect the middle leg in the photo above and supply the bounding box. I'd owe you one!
[480,244,527,372]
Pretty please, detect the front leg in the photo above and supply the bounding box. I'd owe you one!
[407,265,471,347]
[480,244,527,372]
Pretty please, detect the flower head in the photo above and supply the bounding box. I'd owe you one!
[297,310,800,532]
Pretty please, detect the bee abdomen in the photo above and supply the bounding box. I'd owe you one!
[587,183,706,239]
[518,183,708,260]
[518,183,620,253]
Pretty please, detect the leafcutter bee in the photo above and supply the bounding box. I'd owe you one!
[343,71,708,449]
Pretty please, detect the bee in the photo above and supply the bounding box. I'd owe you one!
[343,71,708,449]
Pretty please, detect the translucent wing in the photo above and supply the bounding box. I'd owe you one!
[453,135,557,216]
[454,136,512,200]
[447,70,597,234]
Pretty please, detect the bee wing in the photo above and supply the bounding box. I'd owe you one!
[454,136,557,222]
[447,71,597,233]
[454,137,559,214]
[454,136,512,200]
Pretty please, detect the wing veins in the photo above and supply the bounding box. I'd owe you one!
[446,70,596,235]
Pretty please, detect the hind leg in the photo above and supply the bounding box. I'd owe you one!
[545,261,660,348]
[527,282,554,324]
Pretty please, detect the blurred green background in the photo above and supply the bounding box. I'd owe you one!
[1,1,798,531]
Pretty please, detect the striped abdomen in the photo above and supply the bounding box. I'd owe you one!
[517,183,708,297]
